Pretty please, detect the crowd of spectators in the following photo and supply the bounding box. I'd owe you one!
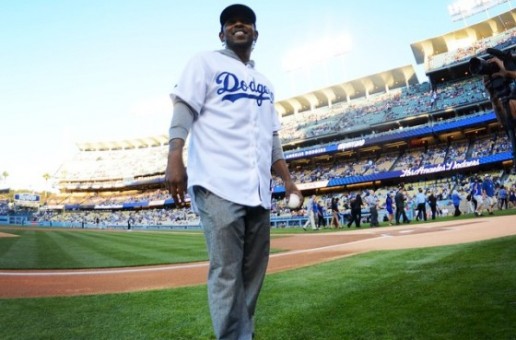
[44,129,514,213]
[35,206,199,228]
[271,170,516,227]
[426,27,516,71]
[280,77,487,143]
[34,129,515,228]
[38,26,516,228]
[0,200,9,215]
[35,169,516,228]
[273,130,512,188]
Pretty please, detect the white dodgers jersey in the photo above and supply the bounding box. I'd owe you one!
[170,50,280,210]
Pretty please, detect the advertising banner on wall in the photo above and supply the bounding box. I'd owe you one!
[14,193,40,208]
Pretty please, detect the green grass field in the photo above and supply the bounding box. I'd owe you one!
[0,214,515,339]
[0,229,208,269]
[2,209,515,270]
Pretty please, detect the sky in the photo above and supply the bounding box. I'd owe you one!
[0,0,513,192]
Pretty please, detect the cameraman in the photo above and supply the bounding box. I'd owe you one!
[486,57,516,122]
[479,52,516,170]
[488,56,516,79]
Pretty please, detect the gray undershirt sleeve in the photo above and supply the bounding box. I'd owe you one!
[168,100,197,141]
[272,132,285,163]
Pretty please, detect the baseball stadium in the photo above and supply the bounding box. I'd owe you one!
[1,5,516,340]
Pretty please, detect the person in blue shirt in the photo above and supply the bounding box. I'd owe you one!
[482,174,496,215]
[451,189,462,217]
[510,188,516,207]
[316,200,326,229]
[471,177,484,216]
[385,192,394,225]
[498,185,508,209]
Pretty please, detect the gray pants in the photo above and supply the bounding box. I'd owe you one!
[369,206,379,226]
[193,186,270,340]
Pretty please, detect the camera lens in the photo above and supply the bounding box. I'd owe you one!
[469,57,500,75]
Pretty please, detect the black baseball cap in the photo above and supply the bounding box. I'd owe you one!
[220,4,256,27]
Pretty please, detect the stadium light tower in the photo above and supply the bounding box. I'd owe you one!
[281,33,352,95]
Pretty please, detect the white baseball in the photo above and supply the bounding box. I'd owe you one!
[287,193,301,209]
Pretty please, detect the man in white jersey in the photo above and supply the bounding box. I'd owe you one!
[164,4,302,339]
[302,194,318,230]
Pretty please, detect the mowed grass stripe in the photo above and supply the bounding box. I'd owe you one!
[0,230,41,268]
[91,230,207,255]
[63,231,165,268]
[71,231,208,264]
[37,231,125,269]
[45,231,193,269]
[0,230,21,262]
[0,229,208,269]
[0,230,126,269]
[34,231,80,269]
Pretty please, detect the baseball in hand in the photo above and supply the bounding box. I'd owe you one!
[287,193,301,209]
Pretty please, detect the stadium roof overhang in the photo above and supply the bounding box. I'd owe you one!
[274,64,419,117]
[410,9,516,65]
[76,135,169,151]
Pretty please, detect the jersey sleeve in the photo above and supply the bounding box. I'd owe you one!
[269,84,281,132]
[170,52,210,114]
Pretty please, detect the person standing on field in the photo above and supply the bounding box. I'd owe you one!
[385,191,395,225]
[303,194,318,230]
[451,189,462,217]
[347,193,364,228]
[164,4,302,339]
[330,196,341,228]
[365,189,379,227]
[414,188,427,221]
[316,200,326,229]
[482,174,496,215]
[395,185,410,224]
[427,190,438,220]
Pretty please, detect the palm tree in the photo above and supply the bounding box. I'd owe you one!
[42,173,51,202]
[2,171,8,185]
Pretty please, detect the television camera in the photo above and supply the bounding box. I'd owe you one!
[469,48,516,170]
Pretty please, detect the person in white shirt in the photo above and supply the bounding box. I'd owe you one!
[414,188,427,221]
[303,194,318,230]
[164,5,302,339]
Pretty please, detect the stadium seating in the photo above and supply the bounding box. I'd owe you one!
[30,11,516,228]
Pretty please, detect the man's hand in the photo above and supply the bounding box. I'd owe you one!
[283,179,303,205]
[488,56,516,79]
[164,139,187,207]
[272,159,303,205]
